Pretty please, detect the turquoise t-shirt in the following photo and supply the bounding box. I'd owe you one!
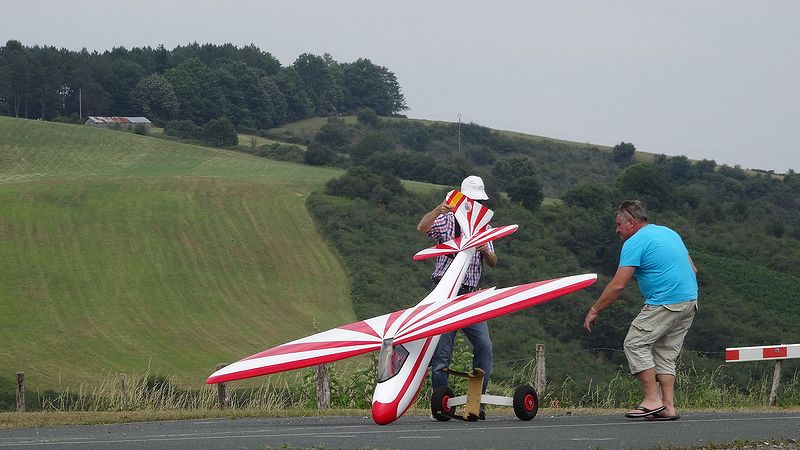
[619,224,698,305]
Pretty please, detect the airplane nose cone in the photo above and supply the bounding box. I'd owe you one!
[371,401,399,425]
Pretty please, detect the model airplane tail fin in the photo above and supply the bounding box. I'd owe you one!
[413,190,516,261]
[447,190,493,238]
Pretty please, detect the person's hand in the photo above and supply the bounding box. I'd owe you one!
[583,307,600,334]
[434,201,453,216]
[476,243,489,253]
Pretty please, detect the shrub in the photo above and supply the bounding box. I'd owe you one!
[356,107,378,126]
[304,144,335,165]
[562,182,613,210]
[315,122,350,148]
[612,141,636,164]
[467,145,496,166]
[202,117,238,147]
[506,176,544,211]
[164,120,202,139]
[255,143,304,163]
[325,167,406,205]
[53,114,82,124]
[615,163,672,209]
[492,156,536,190]
[350,132,393,163]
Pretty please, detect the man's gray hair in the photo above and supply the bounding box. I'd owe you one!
[615,199,648,221]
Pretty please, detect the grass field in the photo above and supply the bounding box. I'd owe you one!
[0,119,338,183]
[0,116,354,388]
[265,116,358,142]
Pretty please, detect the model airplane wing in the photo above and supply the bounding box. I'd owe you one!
[207,273,596,384]
[207,316,389,384]
[392,273,596,344]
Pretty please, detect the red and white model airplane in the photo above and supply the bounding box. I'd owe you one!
[207,190,596,424]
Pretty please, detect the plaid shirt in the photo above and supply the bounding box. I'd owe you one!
[427,213,494,287]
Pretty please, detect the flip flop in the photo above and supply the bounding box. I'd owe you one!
[624,405,666,418]
[645,413,681,421]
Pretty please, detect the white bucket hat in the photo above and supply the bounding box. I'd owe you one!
[460,175,488,200]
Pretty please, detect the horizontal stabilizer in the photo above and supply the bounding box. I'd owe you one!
[413,224,518,260]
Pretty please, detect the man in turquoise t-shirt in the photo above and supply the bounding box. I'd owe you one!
[583,200,697,421]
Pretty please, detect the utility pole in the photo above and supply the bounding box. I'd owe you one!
[457,113,462,154]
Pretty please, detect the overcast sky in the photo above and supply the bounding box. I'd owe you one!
[4,1,798,172]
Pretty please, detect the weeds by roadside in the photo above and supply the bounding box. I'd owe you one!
[2,346,798,425]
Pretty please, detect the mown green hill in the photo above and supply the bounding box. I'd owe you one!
[0,117,354,387]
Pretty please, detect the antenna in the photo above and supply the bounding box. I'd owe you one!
[457,113,462,153]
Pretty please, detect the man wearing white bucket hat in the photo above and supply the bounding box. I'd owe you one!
[417,175,497,419]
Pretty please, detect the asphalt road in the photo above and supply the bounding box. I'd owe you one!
[0,412,798,449]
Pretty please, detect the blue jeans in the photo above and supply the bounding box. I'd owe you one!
[429,281,493,393]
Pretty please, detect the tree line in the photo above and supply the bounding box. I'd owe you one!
[0,40,407,128]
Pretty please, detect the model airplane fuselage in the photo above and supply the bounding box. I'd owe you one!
[208,190,597,424]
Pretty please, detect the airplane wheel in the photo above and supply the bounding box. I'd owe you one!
[431,386,456,421]
[513,385,539,421]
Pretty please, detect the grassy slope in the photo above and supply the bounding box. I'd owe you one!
[267,116,358,142]
[0,117,353,387]
[0,119,337,183]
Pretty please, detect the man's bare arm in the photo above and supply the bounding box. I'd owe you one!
[417,201,452,234]
[583,266,636,333]
[477,243,496,267]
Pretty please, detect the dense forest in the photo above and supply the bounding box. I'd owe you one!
[0,40,406,129]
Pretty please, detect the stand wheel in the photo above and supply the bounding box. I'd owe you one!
[431,386,456,421]
[513,385,539,421]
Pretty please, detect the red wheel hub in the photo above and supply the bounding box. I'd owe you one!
[524,393,535,411]
[441,395,450,411]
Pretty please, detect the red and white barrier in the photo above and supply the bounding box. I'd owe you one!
[725,343,799,406]
[725,344,800,363]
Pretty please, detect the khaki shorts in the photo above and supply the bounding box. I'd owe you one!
[623,300,697,376]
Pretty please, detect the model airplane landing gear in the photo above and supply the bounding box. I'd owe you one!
[430,368,539,422]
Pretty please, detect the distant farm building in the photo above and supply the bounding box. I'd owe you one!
[84,116,152,131]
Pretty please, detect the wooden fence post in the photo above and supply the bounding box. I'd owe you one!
[16,372,25,412]
[769,360,782,406]
[120,372,129,406]
[316,363,331,409]
[534,344,546,395]
[216,363,230,409]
